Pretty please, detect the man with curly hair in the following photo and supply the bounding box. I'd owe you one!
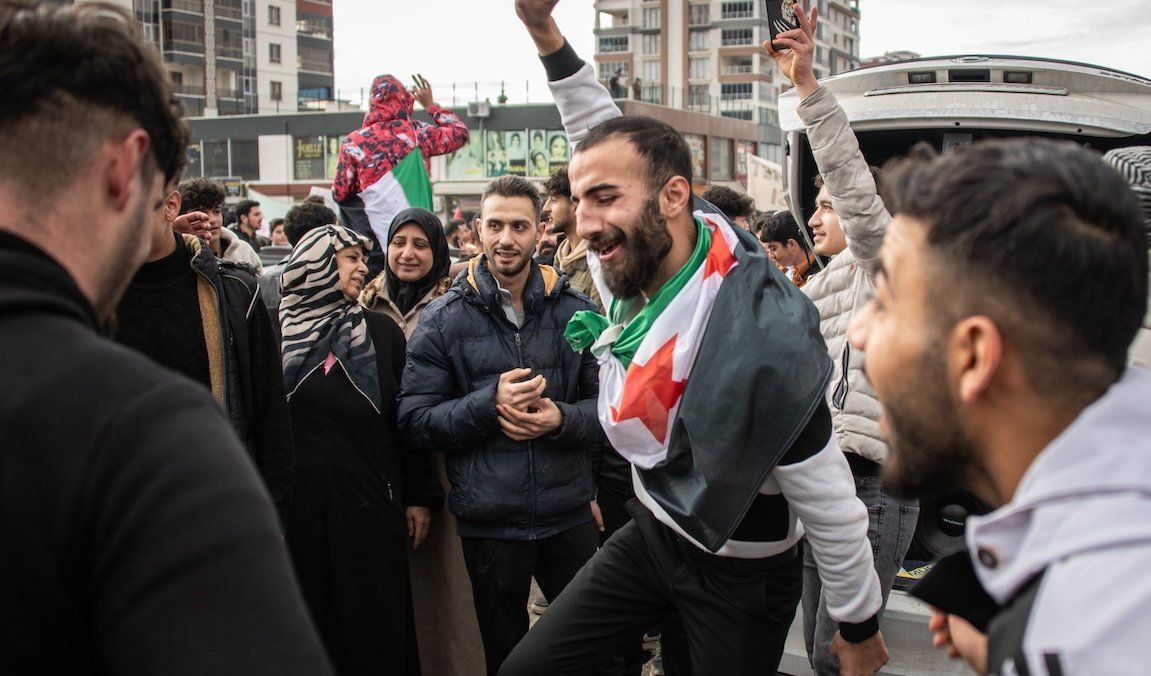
[178,178,262,270]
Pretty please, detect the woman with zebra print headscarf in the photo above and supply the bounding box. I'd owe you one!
[279,224,441,676]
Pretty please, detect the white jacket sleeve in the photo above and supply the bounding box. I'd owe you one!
[797,86,890,279]
[775,435,883,626]
[547,62,622,149]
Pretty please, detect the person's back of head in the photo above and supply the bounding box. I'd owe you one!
[702,185,755,223]
[882,139,1148,401]
[284,202,337,246]
[0,1,188,319]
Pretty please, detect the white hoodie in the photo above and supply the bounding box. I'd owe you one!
[966,367,1151,674]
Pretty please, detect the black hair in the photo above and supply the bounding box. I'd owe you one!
[702,185,755,221]
[757,210,808,251]
[882,138,1149,386]
[543,167,571,199]
[269,217,284,231]
[0,1,188,191]
[177,178,225,215]
[284,201,337,246]
[235,199,260,221]
[481,174,543,218]
[576,116,693,191]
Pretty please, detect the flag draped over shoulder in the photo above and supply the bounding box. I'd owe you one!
[361,148,434,245]
[566,203,833,551]
[566,214,739,469]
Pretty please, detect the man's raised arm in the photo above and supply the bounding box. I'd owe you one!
[515,0,621,147]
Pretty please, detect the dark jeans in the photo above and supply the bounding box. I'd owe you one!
[499,501,802,676]
[461,521,599,675]
[801,461,920,675]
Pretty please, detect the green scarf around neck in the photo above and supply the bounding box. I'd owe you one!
[564,218,710,369]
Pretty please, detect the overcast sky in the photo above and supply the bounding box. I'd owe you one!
[333,0,1151,107]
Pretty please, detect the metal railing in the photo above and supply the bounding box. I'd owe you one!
[216,45,243,59]
[163,0,203,13]
[173,83,206,96]
[299,59,333,73]
[163,39,204,54]
[214,1,242,19]
[296,21,332,38]
[720,7,755,19]
[721,64,754,74]
[721,35,755,46]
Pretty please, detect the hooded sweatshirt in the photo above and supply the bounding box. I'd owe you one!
[331,76,469,247]
[916,368,1151,674]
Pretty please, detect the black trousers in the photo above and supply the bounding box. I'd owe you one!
[461,521,600,675]
[499,501,801,676]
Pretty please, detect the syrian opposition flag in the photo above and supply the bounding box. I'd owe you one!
[360,148,434,245]
[566,212,740,469]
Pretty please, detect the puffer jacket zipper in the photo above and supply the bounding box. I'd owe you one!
[515,331,537,540]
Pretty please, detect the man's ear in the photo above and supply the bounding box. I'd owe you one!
[949,316,1003,405]
[104,129,151,213]
[660,175,692,219]
[163,190,181,224]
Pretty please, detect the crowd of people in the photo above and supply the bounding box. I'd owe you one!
[2,1,1150,676]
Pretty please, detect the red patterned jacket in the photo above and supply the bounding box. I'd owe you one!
[331,75,469,202]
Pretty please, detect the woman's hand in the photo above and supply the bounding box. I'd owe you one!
[406,506,431,551]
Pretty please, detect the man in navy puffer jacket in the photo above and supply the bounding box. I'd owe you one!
[398,175,602,675]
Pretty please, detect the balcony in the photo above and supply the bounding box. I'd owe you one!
[217,88,243,100]
[296,20,332,39]
[721,64,754,75]
[720,7,754,19]
[299,58,333,74]
[162,0,203,13]
[721,35,755,47]
[214,1,242,20]
[172,83,205,96]
[163,39,204,55]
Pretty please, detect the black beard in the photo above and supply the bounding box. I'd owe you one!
[599,196,673,298]
[880,343,979,500]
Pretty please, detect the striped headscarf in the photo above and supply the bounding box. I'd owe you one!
[1103,146,1151,240]
[280,224,381,412]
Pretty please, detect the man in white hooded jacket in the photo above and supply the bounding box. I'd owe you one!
[846,125,1151,672]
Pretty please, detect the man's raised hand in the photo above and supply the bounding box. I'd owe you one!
[764,1,820,99]
[515,0,564,55]
[172,210,214,241]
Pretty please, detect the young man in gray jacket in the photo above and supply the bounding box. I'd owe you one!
[767,7,919,674]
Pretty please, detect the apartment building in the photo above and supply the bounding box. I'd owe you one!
[73,0,334,116]
[593,0,860,159]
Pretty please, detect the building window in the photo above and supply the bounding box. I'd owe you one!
[297,11,333,38]
[598,36,629,53]
[689,29,709,52]
[689,4,709,25]
[710,138,732,180]
[202,139,229,178]
[298,46,332,73]
[269,42,281,64]
[642,33,660,55]
[597,61,629,80]
[720,1,754,19]
[268,4,280,25]
[688,84,710,110]
[641,60,660,83]
[721,83,753,100]
[722,57,753,75]
[642,7,660,29]
[721,28,755,46]
[270,80,282,101]
[230,139,260,180]
[689,57,710,80]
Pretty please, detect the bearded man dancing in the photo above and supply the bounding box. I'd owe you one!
[498,3,888,675]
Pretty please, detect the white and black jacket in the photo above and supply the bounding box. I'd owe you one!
[914,368,1151,674]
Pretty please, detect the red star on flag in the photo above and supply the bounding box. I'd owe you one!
[703,225,737,279]
[611,336,686,444]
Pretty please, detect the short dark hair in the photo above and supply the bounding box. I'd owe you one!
[543,167,571,199]
[302,194,327,205]
[758,210,808,251]
[576,116,693,192]
[702,185,755,221]
[269,217,284,231]
[178,178,225,215]
[284,202,337,246]
[882,138,1149,390]
[481,175,542,218]
[0,1,187,193]
[235,199,260,221]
